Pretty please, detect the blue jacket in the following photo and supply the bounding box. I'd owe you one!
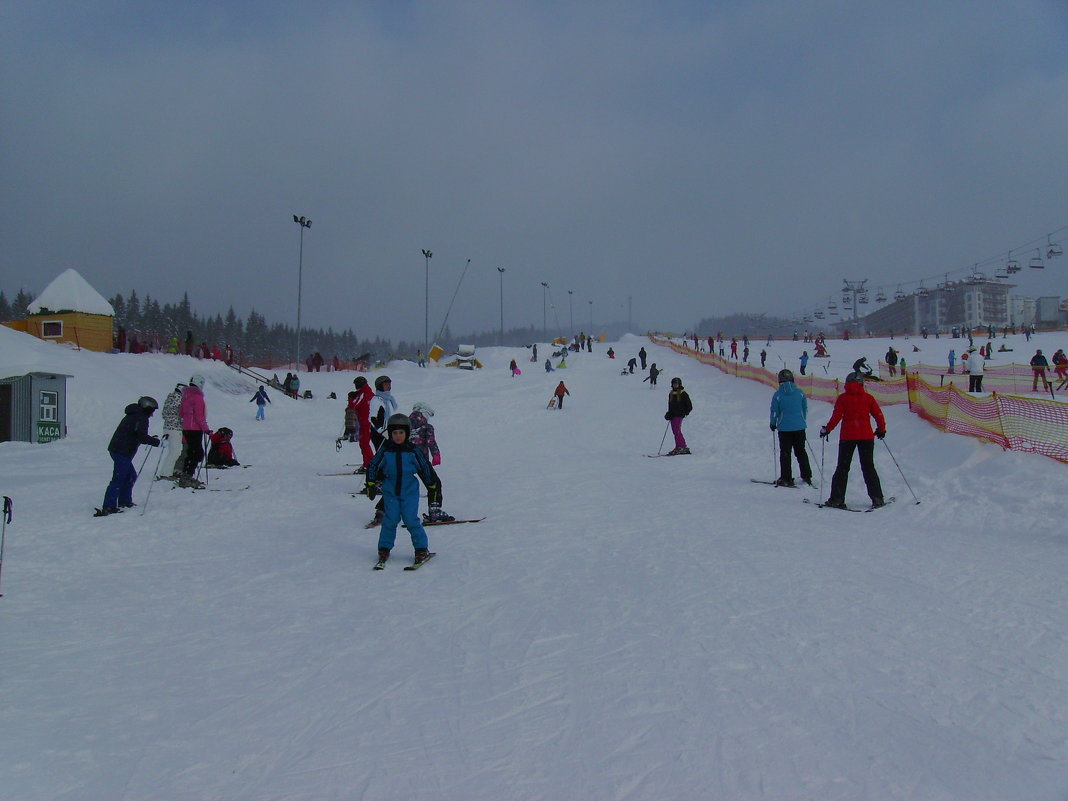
[770,382,808,432]
[367,439,439,499]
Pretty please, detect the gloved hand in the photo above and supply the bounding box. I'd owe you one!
[875,428,886,439]
[819,426,829,440]
[364,481,378,501]
[770,424,776,431]
[432,454,441,466]
[335,437,344,452]
[149,436,161,447]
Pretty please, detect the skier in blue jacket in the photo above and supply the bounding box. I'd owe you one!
[364,413,441,567]
[769,369,813,487]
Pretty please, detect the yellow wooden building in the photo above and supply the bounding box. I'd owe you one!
[2,269,115,352]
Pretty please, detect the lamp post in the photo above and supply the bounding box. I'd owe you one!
[497,267,506,346]
[422,249,433,359]
[568,290,574,341]
[588,299,593,333]
[540,282,549,342]
[292,214,312,370]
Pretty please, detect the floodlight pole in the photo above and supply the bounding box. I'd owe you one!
[497,267,506,346]
[540,282,549,341]
[292,214,312,370]
[422,249,433,357]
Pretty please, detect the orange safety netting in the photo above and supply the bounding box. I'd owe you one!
[652,336,1068,464]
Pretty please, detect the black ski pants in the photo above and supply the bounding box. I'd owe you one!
[777,429,812,482]
[828,439,883,504]
[181,430,206,476]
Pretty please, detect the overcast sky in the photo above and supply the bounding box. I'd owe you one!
[2,1,1067,342]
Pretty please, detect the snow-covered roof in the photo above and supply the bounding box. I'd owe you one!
[28,269,114,316]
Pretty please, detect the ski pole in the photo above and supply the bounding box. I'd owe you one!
[806,438,825,482]
[819,436,826,498]
[135,445,153,477]
[0,496,11,597]
[140,439,168,516]
[658,421,670,455]
[880,438,921,504]
[771,429,777,480]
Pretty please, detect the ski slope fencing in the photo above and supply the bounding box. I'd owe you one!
[651,336,1068,464]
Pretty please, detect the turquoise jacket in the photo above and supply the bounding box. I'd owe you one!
[770,382,808,432]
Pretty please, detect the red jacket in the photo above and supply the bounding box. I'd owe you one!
[352,384,374,425]
[825,382,885,441]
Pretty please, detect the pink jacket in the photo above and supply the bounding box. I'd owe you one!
[179,385,210,431]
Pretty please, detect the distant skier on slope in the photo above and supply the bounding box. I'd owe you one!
[409,401,454,523]
[664,377,692,455]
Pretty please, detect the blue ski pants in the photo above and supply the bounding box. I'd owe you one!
[377,491,429,552]
[103,452,137,508]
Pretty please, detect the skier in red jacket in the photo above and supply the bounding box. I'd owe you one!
[819,372,886,510]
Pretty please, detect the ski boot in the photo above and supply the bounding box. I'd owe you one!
[824,498,847,509]
[677,447,691,455]
[869,497,886,510]
[774,478,796,487]
[118,502,137,509]
[177,476,206,489]
[424,504,455,523]
[413,548,431,565]
[364,510,383,529]
[93,507,121,517]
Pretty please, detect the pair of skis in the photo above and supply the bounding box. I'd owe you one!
[803,497,897,513]
[363,517,486,529]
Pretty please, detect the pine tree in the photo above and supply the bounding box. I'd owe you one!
[12,290,33,319]
[0,291,11,321]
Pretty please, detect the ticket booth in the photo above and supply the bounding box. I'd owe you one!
[0,372,72,443]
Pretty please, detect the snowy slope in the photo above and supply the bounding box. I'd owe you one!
[2,327,1067,800]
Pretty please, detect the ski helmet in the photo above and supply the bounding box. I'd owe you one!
[845,372,864,385]
[777,369,794,383]
[137,396,159,412]
[670,377,682,387]
[353,376,368,389]
[189,374,205,388]
[411,401,435,417]
[374,375,391,391]
[386,413,411,436]
[217,426,233,437]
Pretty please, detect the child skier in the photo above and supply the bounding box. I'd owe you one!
[352,376,375,470]
[343,391,360,442]
[769,369,812,487]
[664,377,692,455]
[364,413,441,568]
[206,427,240,467]
[96,396,161,516]
[250,386,271,420]
[410,401,454,522]
[819,372,886,509]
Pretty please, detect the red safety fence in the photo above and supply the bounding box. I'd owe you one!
[652,335,1068,464]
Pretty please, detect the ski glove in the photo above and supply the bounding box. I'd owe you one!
[818,426,829,439]
[432,453,441,466]
[149,436,161,447]
[875,428,886,439]
[770,424,776,431]
[364,481,378,501]
[664,411,672,421]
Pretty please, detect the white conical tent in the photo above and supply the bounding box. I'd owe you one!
[28,268,114,316]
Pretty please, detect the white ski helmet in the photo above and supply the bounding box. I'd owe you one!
[411,401,435,417]
[189,374,205,388]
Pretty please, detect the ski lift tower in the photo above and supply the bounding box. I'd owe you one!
[841,279,868,325]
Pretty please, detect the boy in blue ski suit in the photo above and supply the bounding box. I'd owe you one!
[364,413,440,565]
[98,396,161,515]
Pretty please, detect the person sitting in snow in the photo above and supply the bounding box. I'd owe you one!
[206,427,240,467]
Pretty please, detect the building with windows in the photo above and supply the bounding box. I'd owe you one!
[849,278,1015,336]
[2,268,114,352]
[0,371,72,443]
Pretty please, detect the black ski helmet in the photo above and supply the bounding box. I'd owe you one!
[670,377,682,387]
[138,396,159,412]
[374,375,391,391]
[353,376,367,389]
[386,413,411,436]
[845,371,864,385]
[777,369,794,383]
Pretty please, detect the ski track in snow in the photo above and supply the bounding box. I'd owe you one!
[2,327,1068,800]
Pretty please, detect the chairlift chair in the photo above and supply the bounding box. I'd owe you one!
[1047,237,1063,259]
[1030,249,1044,269]
[859,294,869,304]
[876,291,887,303]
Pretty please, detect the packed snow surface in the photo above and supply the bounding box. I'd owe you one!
[2,325,1067,800]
